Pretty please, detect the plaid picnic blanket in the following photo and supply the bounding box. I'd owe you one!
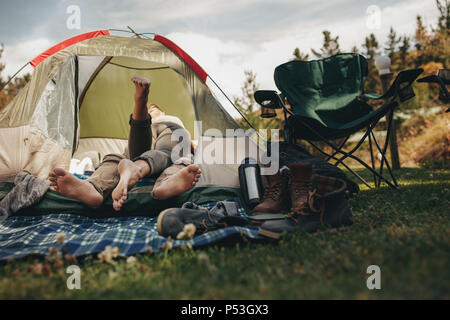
[0,198,264,260]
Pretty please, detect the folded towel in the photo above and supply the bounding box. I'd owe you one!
[0,171,50,221]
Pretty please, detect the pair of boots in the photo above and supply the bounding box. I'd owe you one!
[252,162,353,235]
[252,162,314,216]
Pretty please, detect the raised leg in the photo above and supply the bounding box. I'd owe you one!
[128,76,152,159]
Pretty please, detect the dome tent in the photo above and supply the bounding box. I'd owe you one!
[0,30,253,182]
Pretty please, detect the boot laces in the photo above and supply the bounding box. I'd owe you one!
[287,188,326,225]
[292,180,312,199]
[200,212,227,233]
[262,182,283,201]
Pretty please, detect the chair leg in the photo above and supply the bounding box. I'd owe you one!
[326,136,349,162]
[369,111,398,188]
[367,128,378,185]
[333,128,373,167]
[370,129,399,188]
[307,140,372,189]
[296,121,399,189]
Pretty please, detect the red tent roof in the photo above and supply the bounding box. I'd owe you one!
[30,30,208,82]
[154,34,207,82]
[30,30,110,67]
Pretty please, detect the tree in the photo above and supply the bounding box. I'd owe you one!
[292,48,309,61]
[311,30,341,59]
[398,36,411,69]
[415,15,428,51]
[0,45,31,110]
[234,70,258,116]
[385,27,401,59]
[351,46,359,54]
[233,71,283,133]
[0,45,5,90]
[362,33,381,93]
[436,0,450,31]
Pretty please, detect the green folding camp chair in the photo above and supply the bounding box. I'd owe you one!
[254,53,423,189]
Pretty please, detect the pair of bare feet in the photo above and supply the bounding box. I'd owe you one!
[49,161,202,211]
[109,160,202,210]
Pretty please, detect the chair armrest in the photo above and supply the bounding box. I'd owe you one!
[418,74,450,102]
[359,68,424,103]
[358,93,383,101]
[254,90,285,109]
[382,68,424,102]
[417,75,441,84]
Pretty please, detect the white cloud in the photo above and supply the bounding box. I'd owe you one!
[107,0,263,29]
[2,38,53,79]
[1,0,440,101]
[166,0,440,98]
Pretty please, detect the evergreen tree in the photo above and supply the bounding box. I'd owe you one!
[363,33,379,60]
[0,45,31,111]
[234,70,258,116]
[385,27,401,59]
[398,36,411,69]
[233,71,283,132]
[311,30,341,58]
[414,15,428,51]
[362,33,381,93]
[435,0,450,31]
[0,45,5,90]
[292,48,309,61]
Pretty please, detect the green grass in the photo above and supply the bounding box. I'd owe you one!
[0,167,449,299]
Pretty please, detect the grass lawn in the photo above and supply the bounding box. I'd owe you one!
[0,167,449,299]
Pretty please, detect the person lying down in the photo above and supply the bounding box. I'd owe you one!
[49,76,201,211]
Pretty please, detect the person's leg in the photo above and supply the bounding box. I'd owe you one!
[110,131,174,210]
[152,164,202,200]
[49,169,103,208]
[128,76,152,159]
[110,148,169,211]
[110,159,150,211]
[49,154,125,208]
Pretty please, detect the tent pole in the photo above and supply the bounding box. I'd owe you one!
[0,62,30,93]
[207,76,258,134]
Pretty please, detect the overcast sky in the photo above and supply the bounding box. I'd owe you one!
[0,0,441,97]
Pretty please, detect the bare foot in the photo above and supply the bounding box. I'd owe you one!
[111,159,146,211]
[131,76,151,96]
[131,76,151,120]
[153,164,202,200]
[49,168,103,208]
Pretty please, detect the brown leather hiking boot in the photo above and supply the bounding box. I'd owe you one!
[259,174,353,236]
[289,162,313,214]
[251,170,288,215]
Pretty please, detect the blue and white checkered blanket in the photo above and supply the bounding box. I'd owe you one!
[0,199,263,260]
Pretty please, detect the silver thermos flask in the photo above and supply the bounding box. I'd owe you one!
[238,157,264,208]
